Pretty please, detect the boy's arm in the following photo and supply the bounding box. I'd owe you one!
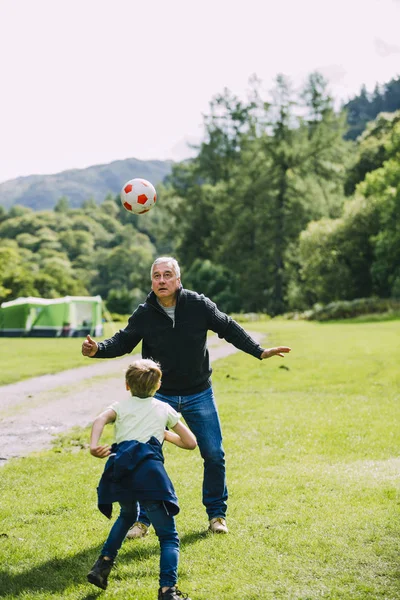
[164,421,197,450]
[90,408,116,458]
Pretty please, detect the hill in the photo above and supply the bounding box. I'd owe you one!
[0,157,173,211]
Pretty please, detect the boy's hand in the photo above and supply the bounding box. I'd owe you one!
[90,444,112,458]
[260,346,291,359]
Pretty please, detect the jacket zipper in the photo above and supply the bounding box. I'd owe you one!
[151,299,176,328]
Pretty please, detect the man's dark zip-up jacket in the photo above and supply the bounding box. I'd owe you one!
[95,287,264,396]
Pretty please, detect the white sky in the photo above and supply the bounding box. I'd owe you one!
[0,0,399,183]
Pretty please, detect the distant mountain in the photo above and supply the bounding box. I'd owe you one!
[0,158,173,211]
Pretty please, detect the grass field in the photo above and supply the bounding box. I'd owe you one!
[1,319,400,599]
[0,322,120,386]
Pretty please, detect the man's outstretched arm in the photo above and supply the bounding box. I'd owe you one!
[81,313,142,359]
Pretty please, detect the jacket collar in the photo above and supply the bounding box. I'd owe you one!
[146,286,183,309]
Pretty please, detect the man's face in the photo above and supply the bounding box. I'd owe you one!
[151,262,181,303]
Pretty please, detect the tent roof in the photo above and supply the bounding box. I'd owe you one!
[1,295,102,309]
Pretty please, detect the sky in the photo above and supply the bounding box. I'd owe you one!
[0,0,400,184]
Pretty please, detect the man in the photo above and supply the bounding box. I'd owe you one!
[82,256,291,535]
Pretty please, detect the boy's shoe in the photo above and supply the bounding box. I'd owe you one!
[126,521,149,539]
[208,517,228,534]
[87,556,114,590]
[158,586,191,599]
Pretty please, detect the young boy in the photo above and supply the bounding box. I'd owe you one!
[87,358,196,600]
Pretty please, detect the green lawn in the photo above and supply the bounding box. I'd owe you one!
[0,322,120,386]
[1,319,399,599]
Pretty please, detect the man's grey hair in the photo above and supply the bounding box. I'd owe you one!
[150,257,181,279]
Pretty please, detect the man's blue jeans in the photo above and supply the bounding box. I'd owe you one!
[102,499,179,589]
[139,386,228,524]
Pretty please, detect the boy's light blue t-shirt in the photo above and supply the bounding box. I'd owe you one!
[109,396,181,444]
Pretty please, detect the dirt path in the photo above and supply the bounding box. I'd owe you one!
[0,333,265,464]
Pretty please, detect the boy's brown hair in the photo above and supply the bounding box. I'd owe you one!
[125,359,162,398]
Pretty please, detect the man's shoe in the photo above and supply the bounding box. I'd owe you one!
[87,556,114,590]
[158,586,191,599]
[126,521,149,539]
[208,517,228,534]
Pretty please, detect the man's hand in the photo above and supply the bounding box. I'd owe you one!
[260,346,291,359]
[82,334,98,357]
[90,444,112,458]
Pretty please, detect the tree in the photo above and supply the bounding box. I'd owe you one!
[344,111,400,195]
[93,233,155,302]
[0,196,161,308]
[195,87,257,184]
[302,71,334,126]
[81,198,98,213]
[54,197,71,213]
[344,84,372,140]
[36,256,87,297]
[164,162,217,267]
[293,117,400,306]
[106,287,145,314]
[343,76,400,140]
[58,229,95,263]
[166,73,351,314]
[358,140,400,298]
[221,74,348,313]
[290,196,379,308]
[0,244,37,303]
[183,259,241,313]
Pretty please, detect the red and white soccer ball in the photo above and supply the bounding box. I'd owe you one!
[120,178,157,214]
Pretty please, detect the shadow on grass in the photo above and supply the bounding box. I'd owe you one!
[180,529,209,544]
[0,530,209,597]
[0,543,104,598]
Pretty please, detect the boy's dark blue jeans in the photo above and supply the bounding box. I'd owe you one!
[139,386,228,525]
[101,499,179,588]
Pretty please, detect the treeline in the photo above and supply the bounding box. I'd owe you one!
[344,76,400,140]
[0,72,399,315]
[0,197,173,313]
[161,74,400,315]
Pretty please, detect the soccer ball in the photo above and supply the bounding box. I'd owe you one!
[120,178,157,214]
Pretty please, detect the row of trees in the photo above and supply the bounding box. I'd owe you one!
[296,111,400,307]
[344,76,400,140]
[163,74,400,314]
[0,199,162,313]
[0,72,399,315]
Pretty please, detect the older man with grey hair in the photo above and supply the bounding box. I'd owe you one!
[82,256,291,536]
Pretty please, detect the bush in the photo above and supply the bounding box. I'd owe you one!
[107,312,131,323]
[230,312,271,323]
[303,297,400,321]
